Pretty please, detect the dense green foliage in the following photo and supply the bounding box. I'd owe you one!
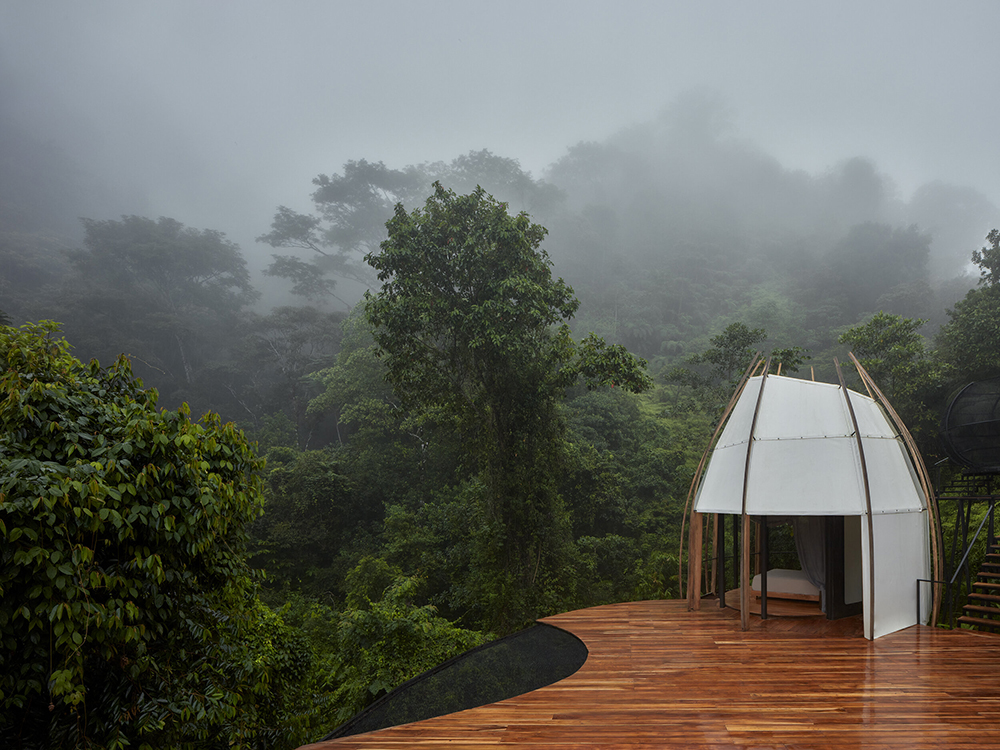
[326,574,486,723]
[0,322,300,748]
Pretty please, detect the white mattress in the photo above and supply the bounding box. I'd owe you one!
[750,568,820,597]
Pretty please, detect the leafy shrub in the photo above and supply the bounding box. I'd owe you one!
[0,322,301,749]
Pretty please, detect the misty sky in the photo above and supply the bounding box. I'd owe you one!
[2,0,999,260]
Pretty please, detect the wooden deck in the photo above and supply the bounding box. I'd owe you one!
[302,599,1000,749]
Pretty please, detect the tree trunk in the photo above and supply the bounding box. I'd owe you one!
[174,333,193,385]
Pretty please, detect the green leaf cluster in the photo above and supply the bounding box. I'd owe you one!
[0,322,302,749]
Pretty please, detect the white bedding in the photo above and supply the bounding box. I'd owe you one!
[750,568,820,597]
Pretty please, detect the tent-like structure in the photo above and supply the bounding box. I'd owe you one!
[683,355,942,640]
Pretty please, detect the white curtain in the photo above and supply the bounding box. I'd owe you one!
[792,516,827,612]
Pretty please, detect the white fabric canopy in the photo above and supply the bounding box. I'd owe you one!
[693,374,926,516]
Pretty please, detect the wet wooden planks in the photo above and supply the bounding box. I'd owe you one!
[301,599,1000,749]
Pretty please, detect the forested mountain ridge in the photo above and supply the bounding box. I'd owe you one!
[2,100,999,746]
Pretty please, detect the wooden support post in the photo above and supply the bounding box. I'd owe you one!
[741,512,751,630]
[709,513,719,596]
[688,512,703,611]
[719,514,727,608]
[761,516,769,620]
[754,521,761,577]
[732,512,739,599]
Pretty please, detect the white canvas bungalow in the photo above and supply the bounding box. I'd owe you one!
[683,356,942,640]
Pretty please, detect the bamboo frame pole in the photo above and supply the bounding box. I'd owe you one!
[741,358,771,630]
[754,520,761,577]
[681,353,763,607]
[703,515,712,594]
[856,367,875,400]
[709,513,719,596]
[835,358,877,640]
[741,514,751,627]
[688,509,703,610]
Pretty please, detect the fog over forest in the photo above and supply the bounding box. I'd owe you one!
[2,1,999,284]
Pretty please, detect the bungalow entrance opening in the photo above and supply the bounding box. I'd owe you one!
[715,514,863,620]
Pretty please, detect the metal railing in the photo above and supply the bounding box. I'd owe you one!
[918,496,997,628]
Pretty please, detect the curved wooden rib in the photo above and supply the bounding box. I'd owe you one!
[848,352,943,627]
[680,353,763,608]
[835,358,877,640]
[740,358,771,630]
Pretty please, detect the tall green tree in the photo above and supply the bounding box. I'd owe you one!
[56,215,257,418]
[0,322,307,749]
[839,311,946,443]
[971,229,1000,286]
[664,322,767,409]
[685,322,767,384]
[260,152,561,307]
[235,305,345,440]
[429,149,564,217]
[938,229,1000,381]
[258,160,429,305]
[362,183,651,629]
